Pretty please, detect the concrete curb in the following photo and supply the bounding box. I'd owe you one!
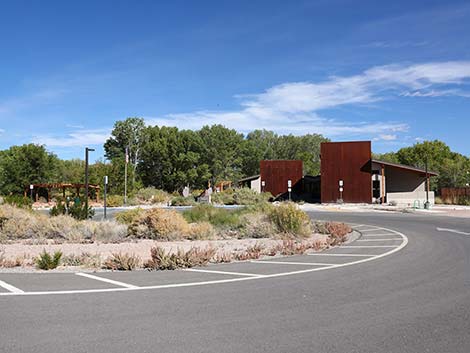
[344,230,362,244]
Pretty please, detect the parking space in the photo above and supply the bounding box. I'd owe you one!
[0,224,408,296]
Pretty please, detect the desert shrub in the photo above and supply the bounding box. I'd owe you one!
[240,212,276,238]
[233,188,271,205]
[84,220,128,243]
[191,189,204,198]
[188,221,216,240]
[106,195,124,207]
[0,206,51,240]
[170,196,196,206]
[3,195,32,209]
[183,204,243,229]
[136,187,171,204]
[103,252,140,270]
[62,252,101,268]
[457,196,470,206]
[269,202,312,237]
[115,208,144,225]
[128,208,190,240]
[50,197,94,220]
[211,190,235,205]
[144,246,215,270]
[434,196,443,204]
[35,250,62,270]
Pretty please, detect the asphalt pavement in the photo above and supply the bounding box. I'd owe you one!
[1,211,469,353]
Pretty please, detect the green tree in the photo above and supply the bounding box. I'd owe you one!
[104,117,146,187]
[0,144,59,194]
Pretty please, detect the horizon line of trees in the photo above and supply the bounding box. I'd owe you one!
[0,117,468,196]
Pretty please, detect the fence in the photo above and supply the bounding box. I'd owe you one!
[440,188,470,204]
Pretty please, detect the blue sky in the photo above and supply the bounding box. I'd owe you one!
[1,0,470,161]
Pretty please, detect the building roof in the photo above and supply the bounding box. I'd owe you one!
[372,159,439,176]
[238,174,260,183]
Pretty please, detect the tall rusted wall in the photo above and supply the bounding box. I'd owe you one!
[320,141,372,203]
[260,160,303,197]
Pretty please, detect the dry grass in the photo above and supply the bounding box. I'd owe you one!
[103,252,141,271]
[144,246,216,270]
[129,208,190,240]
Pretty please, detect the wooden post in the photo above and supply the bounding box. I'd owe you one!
[47,188,51,203]
[62,187,66,198]
[381,164,385,204]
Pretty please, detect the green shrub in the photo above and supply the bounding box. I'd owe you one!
[457,196,470,206]
[103,252,140,270]
[269,202,312,237]
[4,195,32,209]
[211,188,271,205]
[106,195,124,207]
[128,208,190,240]
[170,196,196,206]
[50,198,94,220]
[183,204,243,229]
[144,246,216,270]
[35,250,62,270]
[211,190,235,205]
[136,187,171,204]
[115,208,143,225]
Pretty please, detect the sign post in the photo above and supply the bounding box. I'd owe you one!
[339,180,344,203]
[103,176,108,220]
[29,184,34,202]
[261,180,265,193]
[287,180,292,201]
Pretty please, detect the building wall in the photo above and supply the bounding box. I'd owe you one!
[260,160,303,197]
[250,177,261,193]
[320,141,372,203]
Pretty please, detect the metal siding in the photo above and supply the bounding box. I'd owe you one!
[260,160,303,197]
[320,142,372,203]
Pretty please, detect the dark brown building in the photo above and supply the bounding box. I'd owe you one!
[321,141,372,203]
[260,160,303,197]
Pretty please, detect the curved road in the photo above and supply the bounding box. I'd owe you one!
[1,211,469,353]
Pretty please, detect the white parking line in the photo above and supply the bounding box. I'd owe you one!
[0,279,24,294]
[357,238,402,242]
[307,253,376,257]
[250,260,335,266]
[184,268,264,277]
[75,272,139,289]
[360,233,396,237]
[360,228,384,232]
[340,245,397,248]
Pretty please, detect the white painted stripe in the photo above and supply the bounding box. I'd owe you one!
[436,227,470,236]
[75,272,139,289]
[357,238,402,242]
[340,245,397,248]
[250,260,335,266]
[0,279,24,294]
[0,225,408,297]
[184,268,264,277]
[360,228,384,232]
[307,253,376,257]
[360,233,396,237]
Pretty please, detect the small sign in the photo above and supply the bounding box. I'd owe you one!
[339,187,344,192]
[104,176,108,185]
[288,187,292,192]
[339,180,344,187]
[29,184,34,190]
[287,180,292,187]
[261,181,266,187]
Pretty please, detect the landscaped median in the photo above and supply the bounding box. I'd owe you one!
[0,202,352,271]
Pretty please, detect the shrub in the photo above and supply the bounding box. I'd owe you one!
[211,190,235,205]
[35,250,62,270]
[50,197,94,220]
[62,252,102,268]
[183,204,243,229]
[115,208,144,225]
[103,252,140,270]
[3,195,32,209]
[240,212,276,238]
[233,188,271,205]
[170,196,196,206]
[269,202,312,237]
[144,246,216,270]
[136,187,171,204]
[128,208,190,240]
[457,196,470,206]
[188,221,216,240]
[106,195,124,207]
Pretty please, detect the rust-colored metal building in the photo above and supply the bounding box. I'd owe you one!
[260,160,303,197]
[321,141,372,203]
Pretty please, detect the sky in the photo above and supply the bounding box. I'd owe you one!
[1,0,470,161]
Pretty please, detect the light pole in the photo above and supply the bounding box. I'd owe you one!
[85,147,95,213]
[124,146,128,206]
[29,184,34,202]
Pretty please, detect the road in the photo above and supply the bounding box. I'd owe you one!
[1,211,469,353]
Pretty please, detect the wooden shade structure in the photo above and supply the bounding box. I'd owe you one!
[24,183,100,203]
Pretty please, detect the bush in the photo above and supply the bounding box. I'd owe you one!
[35,250,62,270]
[188,221,216,240]
[136,187,171,204]
[3,195,32,209]
[106,195,124,207]
[115,208,144,225]
[183,204,243,229]
[144,246,216,270]
[269,202,312,237]
[240,212,276,238]
[457,196,470,206]
[233,188,271,205]
[62,252,101,268]
[170,196,196,206]
[103,252,140,270]
[128,208,190,240]
[50,197,94,220]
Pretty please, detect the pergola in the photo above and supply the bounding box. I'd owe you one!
[24,183,100,203]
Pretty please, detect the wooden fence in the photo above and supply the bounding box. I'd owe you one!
[440,187,470,203]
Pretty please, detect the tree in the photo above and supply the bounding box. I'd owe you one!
[104,117,146,187]
[0,144,59,194]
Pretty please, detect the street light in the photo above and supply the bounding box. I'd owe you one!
[85,147,95,213]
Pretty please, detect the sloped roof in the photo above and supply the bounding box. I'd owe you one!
[372,159,438,176]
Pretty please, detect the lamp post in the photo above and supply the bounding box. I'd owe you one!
[103,175,108,220]
[29,184,34,202]
[85,147,95,213]
[287,179,292,201]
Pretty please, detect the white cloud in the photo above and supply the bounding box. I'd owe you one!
[147,61,470,138]
[32,129,110,147]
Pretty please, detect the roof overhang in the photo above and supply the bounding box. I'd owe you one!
[372,159,438,176]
